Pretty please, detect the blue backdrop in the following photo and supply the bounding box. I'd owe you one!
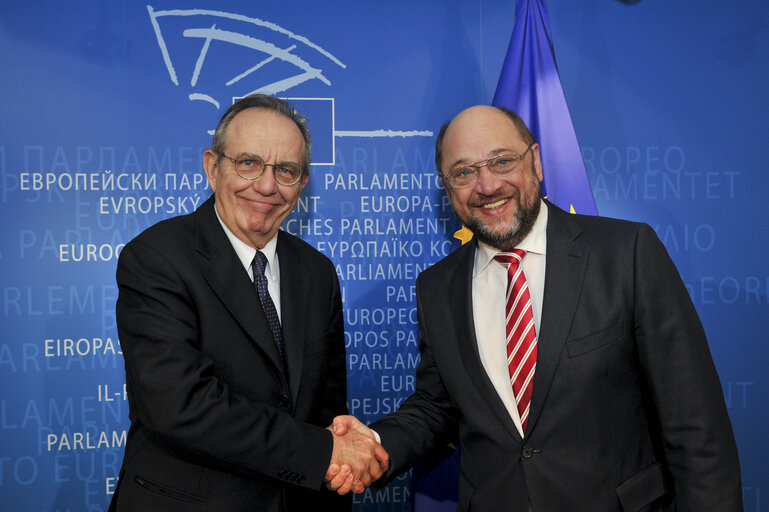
[1,1,767,511]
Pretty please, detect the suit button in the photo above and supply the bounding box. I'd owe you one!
[521,447,534,458]
[279,394,291,408]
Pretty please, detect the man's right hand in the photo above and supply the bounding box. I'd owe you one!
[331,415,378,440]
[324,416,388,494]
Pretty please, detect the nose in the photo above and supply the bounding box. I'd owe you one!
[252,165,279,195]
[475,163,501,195]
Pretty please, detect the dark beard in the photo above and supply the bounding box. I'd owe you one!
[464,195,540,251]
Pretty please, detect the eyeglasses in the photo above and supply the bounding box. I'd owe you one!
[441,143,535,188]
[219,152,304,186]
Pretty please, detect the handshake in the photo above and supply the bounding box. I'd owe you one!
[324,415,389,495]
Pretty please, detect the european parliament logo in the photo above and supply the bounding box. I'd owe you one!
[146,5,345,163]
[147,5,430,165]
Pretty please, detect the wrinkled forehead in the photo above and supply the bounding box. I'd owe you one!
[226,108,305,153]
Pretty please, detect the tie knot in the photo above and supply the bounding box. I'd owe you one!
[494,249,526,267]
[253,251,268,276]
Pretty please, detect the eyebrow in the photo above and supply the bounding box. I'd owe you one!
[232,152,299,164]
[449,148,513,168]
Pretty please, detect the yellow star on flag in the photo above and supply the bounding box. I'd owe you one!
[453,225,474,245]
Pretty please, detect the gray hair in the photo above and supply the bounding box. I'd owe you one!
[211,94,312,174]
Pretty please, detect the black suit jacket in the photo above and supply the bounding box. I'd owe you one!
[110,196,349,511]
[372,202,741,512]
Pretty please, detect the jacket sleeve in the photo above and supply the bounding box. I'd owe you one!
[370,276,460,484]
[632,223,742,511]
[320,263,348,424]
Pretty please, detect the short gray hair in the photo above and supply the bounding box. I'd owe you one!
[211,94,312,174]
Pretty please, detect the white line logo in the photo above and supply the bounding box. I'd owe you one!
[147,5,431,151]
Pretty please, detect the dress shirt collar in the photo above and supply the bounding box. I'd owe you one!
[474,199,549,276]
[214,203,279,276]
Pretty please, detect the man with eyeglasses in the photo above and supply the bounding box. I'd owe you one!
[110,94,387,512]
[329,105,742,511]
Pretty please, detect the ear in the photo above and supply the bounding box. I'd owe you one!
[203,149,219,193]
[299,171,309,190]
[531,143,544,182]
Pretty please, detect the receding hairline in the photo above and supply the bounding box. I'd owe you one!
[211,94,312,174]
[435,105,535,172]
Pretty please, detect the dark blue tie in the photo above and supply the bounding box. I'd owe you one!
[252,251,284,361]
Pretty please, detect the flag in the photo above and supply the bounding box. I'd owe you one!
[493,0,597,216]
[450,224,474,251]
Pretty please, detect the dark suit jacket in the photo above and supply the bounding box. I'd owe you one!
[372,202,741,512]
[110,196,349,512]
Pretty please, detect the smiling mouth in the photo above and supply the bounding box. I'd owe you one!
[482,198,508,210]
[242,196,280,208]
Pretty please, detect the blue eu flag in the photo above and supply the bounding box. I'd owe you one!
[493,0,597,216]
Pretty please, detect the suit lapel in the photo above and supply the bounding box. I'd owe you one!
[526,203,589,434]
[276,232,306,403]
[195,198,285,372]
[449,241,523,441]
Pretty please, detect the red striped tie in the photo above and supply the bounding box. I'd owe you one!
[494,250,537,432]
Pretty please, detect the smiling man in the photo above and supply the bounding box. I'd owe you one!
[331,105,742,511]
[437,105,542,252]
[110,94,387,512]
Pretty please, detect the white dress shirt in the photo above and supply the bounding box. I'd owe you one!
[214,205,282,321]
[472,200,548,438]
